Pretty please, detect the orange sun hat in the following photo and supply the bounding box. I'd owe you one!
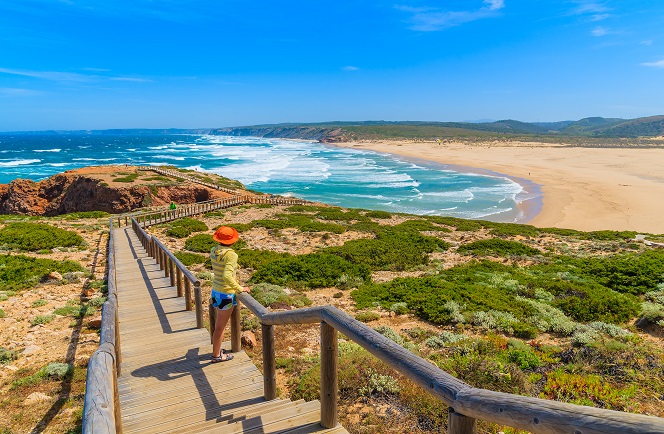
[212,226,239,245]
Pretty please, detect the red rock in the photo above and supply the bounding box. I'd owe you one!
[241,331,257,349]
[88,318,102,328]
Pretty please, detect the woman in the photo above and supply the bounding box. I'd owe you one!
[209,226,250,362]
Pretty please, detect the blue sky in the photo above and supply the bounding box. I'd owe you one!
[1,0,663,130]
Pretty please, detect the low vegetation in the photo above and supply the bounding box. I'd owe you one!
[0,254,85,291]
[0,222,85,251]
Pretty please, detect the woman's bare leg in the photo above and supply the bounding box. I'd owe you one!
[212,306,234,358]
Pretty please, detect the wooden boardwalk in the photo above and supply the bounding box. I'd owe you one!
[114,226,348,434]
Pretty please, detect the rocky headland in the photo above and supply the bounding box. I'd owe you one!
[0,166,234,216]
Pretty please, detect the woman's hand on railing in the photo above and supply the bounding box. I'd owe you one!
[242,286,251,293]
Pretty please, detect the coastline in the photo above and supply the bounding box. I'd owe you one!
[382,153,543,224]
[335,140,664,234]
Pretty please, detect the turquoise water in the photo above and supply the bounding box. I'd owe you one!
[0,134,539,221]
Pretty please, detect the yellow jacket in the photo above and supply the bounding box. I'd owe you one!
[210,245,243,294]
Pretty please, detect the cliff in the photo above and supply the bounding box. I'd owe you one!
[209,126,350,142]
[0,167,227,216]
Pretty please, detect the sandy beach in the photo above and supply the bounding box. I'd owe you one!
[336,140,664,234]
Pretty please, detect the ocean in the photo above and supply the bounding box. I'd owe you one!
[0,133,539,222]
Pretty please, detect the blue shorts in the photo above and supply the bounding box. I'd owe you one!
[211,290,236,311]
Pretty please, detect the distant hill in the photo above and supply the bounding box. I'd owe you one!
[593,115,664,138]
[6,115,664,140]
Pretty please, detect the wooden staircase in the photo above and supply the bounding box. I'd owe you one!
[114,226,348,433]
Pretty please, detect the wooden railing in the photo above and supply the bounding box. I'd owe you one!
[136,165,241,195]
[115,195,307,228]
[232,296,664,434]
[132,217,205,328]
[82,220,122,433]
[128,214,664,433]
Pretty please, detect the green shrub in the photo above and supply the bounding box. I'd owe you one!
[426,216,483,231]
[166,226,191,238]
[53,303,95,318]
[0,308,5,318]
[285,205,327,213]
[0,347,18,364]
[250,283,311,308]
[507,346,542,370]
[358,368,400,396]
[31,314,55,325]
[251,253,370,288]
[315,208,367,222]
[638,302,664,327]
[61,211,110,219]
[252,214,346,234]
[0,255,84,292]
[10,362,73,390]
[31,299,48,308]
[166,218,208,238]
[544,281,639,323]
[0,223,84,251]
[174,251,208,267]
[389,302,409,315]
[583,230,637,241]
[425,331,468,349]
[457,238,540,256]
[113,173,139,182]
[326,230,449,271]
[577,250,664,295]
[348,221,384,234]
[355,311,380,322]
[487,222,540,237]
[237,249,291,269]
[184,234,216,252]
[353,263,535,325]
[365,210,392,219]
[88,296,107,308]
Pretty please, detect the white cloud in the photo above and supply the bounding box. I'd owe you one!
[484,0,504,11]
[0,67,91,82]
[591,26,608,37]
[342,66,359,71]
[572,1,610,21]
[640,40,653,46]
[396,0,505,31]
[0,67,152,83]
[641,60,664,68]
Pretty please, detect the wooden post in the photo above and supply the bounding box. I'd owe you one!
[176,268,183,297]
[320,321,338,428]
[231,303,241,352]
[184,279,192,310]
[164,256,170,278]
[114,308,122,376]
[193,282,204,328]
[124,216,128,226]
[262,323,277,400]
[209,302,216,343]
[169,259,175,286]
[448,407,476,434]
[113,362,122,432]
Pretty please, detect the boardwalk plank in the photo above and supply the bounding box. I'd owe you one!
[114,226,348,434]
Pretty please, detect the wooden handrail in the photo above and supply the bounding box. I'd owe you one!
[82,219,122,433]
[131,217,205,328]
[235,293,664,434]
[128,209,664,433]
